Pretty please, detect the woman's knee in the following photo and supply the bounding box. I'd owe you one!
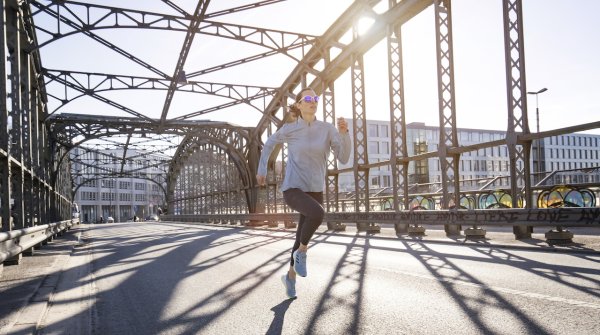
[309,206,325,222]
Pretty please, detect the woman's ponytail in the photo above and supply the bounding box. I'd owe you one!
[289,104,301,118]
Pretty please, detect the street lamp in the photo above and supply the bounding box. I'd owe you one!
[527,87,548,174]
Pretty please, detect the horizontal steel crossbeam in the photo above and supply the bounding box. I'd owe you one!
[163,207,600,227]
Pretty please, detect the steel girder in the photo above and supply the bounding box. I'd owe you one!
[24,1,315,209]
[502,0,533,238]
[433,0,461,234]
[1,0,72,237]
[28,1,314,60]
[42,69,278,120]
[46,113,247,197]
[250,0,433,223]
[12,0,599,239]
[169,126,252,214]
[253,0,433,138]
[386,0,410,218]
[171,144,248,217]
[46,113,243,148]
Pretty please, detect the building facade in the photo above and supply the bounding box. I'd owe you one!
[339,120,600,193]
[71,148,168,223]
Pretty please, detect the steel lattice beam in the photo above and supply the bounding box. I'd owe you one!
[42,69,277,116]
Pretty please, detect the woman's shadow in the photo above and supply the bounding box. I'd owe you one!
[266,299,295,335]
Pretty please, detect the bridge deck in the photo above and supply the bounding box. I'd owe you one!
[1,222,599,334]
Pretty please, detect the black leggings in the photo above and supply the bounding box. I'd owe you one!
[283,188,324,267]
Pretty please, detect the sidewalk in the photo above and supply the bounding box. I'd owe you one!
[0,225,84,334]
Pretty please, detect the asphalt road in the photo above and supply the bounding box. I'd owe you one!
[3,222,600,334]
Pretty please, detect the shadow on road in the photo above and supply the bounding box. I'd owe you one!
[266,299,295,335]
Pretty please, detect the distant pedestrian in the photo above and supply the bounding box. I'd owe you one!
[256,87,351,299]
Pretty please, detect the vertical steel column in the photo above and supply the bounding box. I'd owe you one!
[199,152,204,215]
[265,120,277,223]
[41,183,48,225]
[434,0,461,235]
[322,86,338,211]
[31,78,39,172]
[386,3,411,233]
[21,48,33,227]
[181,159,188,214]
[502,0,532,239]
[279,97,295,227]
[247,129,261,215]
[31,84,41,226]
[32,178,39,225]
[7,3,24,230]
[0,0,10,231]
[167,173,175,216]
[350,23,373,232]
[225,156,232,216]
[209,146,216,215]
[322,79,344,230]
[218,148,224,222]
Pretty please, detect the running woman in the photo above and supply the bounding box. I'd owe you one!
[256,87,351,299]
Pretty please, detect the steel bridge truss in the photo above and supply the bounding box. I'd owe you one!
[1,0,599,245]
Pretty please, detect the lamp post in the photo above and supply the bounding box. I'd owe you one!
[527,88,548,174]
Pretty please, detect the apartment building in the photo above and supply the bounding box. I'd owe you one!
[338,120,600,192]
[71,148,168,223]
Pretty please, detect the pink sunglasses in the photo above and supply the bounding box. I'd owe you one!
[301,95,320,103]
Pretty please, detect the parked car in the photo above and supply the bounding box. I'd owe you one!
[145,214,159,222]
[107,216,115,223]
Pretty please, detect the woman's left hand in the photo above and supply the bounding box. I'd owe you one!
[337,117,348,134]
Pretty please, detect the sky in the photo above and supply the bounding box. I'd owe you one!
[35,0,600,136]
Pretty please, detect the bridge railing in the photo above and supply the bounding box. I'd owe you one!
[161,207,599,229]
[0,218,79,264]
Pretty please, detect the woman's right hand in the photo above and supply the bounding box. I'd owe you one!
[256,174,266,186]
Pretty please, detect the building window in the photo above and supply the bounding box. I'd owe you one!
[119,193,132,201]
[380,141,389,154]
[135,182,146,191]
[368,124,378,137]
[101,192,115,201]
[102,179,116,189]
[83,179,97,187]
[371,176,379,187]
[368,141,379,154]
[380,125,389,138]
